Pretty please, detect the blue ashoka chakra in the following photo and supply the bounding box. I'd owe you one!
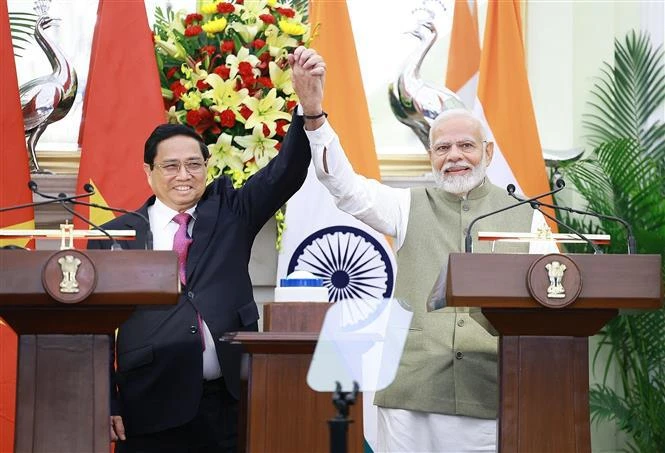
[287,226,394,303]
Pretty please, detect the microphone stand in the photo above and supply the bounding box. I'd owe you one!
[512,195,603,254]
[527,199,636,255]
[27,181,122,250]
[464,179,566,253]
[328,381,358,453]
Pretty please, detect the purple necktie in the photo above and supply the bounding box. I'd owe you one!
[172,213,206,351]
[172,213,193,285]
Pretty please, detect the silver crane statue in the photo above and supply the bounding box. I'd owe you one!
[389,3,464,149]
[19,0,77,173]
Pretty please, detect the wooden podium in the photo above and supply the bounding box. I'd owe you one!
[0,249,179,453]
[224,302,365,453]
[446,253,663,453]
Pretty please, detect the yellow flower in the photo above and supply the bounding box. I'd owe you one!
[234,125,279,169]
[180,62,208,90]
[240,0,269,22]
[225,47,260,80]
[278,19,307,36]
[243,88,291,130]
[200,3,218,14]
[181,91,203,110]
[264,24,297,57]
[203,73,249,113]
[208,134,245,173]
[228,22,260,42]
[268,61,293,95]
[202,17,228,34]
[267,0,277,6]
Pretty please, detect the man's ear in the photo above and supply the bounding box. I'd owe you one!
[485,141,494,165]
[143,163,153,189]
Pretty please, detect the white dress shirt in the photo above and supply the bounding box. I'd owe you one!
[148,198,222,381]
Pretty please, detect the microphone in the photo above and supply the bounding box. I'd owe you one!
[514,197,636,255]
[508,190,603,254]
[28,181,121,250]
[464,180,566,253]
[0,184,97,213]
[58,189,153,250]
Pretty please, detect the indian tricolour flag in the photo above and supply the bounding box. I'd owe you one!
[276,1,396,452]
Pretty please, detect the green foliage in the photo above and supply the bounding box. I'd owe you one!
[558,30,665,452]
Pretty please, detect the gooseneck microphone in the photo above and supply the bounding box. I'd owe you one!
[0,183,96,213]
[464,179,566,253]
[508,190,603,254]
[513,196,636,255]
[58,186,153,250]
[28,181,121,250]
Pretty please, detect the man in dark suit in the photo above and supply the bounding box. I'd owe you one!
[88,50,326,453]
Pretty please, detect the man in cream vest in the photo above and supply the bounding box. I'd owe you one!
[290,47,553,452]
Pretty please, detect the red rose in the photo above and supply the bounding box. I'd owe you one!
[186,109,202,126]
[275,119,288,136]
[184,25,202,37]
[200,45,217,56]
[262,124,271,137]
[252,39,266,49]
[259,14,275,24]
[240,105,253,120]
[170,81,187,99]
[196,80,210,91]
[220,40,235,54]
[256,77,273,89]
[219,109,236,128]
[184,13,203,25]
[213,65,231,79]
[217,2,235,13]
[275,7,295,18]
[238,61,254,77]
[275,142,281,151]
[259,52,272,62]
[166,67,178,80]
[286,100,297,112]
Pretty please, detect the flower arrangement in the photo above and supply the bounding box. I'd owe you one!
[153,0,311,190]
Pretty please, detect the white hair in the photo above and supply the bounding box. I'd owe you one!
[428,109,488,146]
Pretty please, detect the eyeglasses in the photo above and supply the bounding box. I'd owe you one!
[152,160,207,176]
[430,140,488,157]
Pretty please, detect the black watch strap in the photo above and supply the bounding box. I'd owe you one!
[303,111,328,120]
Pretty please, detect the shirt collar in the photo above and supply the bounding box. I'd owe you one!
[151,198,197,230]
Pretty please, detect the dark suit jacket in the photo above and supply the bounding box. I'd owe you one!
[88,115,310,436]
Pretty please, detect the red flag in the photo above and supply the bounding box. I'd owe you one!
[0,0,36,449]
[75,0,165,232]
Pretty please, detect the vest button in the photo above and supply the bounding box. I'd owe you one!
[457,319,465,327]
[455,351,464,360]
[462,204,470,211]
[188,291,195,299]
[190,325,198,334]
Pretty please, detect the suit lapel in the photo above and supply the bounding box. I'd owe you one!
[187,188,220,281]
[121,198,153,250]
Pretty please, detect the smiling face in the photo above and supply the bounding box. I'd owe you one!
[428,113,494,195]
[144,135,207,212]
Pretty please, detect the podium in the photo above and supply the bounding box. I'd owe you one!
[0,249,179,453]
[224,302,365,453]
[446,253,663,453]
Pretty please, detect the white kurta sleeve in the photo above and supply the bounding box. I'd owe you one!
[304,120,412,250]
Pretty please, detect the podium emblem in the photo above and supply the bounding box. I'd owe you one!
[545,261,567,298]
[43,250,97,304]
[57,255,82,293]
[527,254,582,308]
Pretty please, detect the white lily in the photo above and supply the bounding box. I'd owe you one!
[243,88,291,130]
[234,125,279,168]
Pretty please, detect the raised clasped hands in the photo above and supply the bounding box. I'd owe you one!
[288,46,326,118]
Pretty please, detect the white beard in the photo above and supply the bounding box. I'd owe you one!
[432,153,488,195]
